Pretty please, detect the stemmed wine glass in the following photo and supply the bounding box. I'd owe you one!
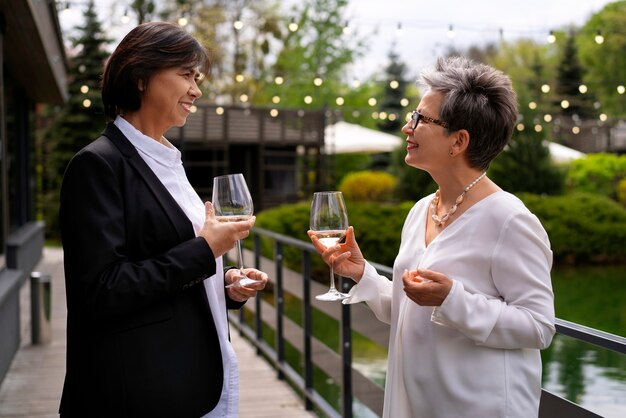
[310,191,350,301]
[212,173,259,288]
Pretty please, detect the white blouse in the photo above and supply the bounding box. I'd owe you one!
[114,116,239,417]
[344,191,555,418]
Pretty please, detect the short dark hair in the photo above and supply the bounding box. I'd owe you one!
[101,22,210,120]
[419,56,518,171]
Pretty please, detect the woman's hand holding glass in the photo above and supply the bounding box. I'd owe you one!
[199,201,255,258]
[308,226,367,284]
[225,268,268,302]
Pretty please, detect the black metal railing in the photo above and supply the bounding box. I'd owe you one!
[228,227,626,418]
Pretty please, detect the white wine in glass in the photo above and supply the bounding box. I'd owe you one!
[310,191,349,301]
[212,173,259,288]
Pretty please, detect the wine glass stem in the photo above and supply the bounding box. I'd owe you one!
[329,266,338,292]
[236,239,245,272]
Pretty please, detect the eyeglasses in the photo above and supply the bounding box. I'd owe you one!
[410,110,450,130]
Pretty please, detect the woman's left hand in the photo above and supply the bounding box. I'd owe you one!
[225,268,268,302]
[402,268,453,306]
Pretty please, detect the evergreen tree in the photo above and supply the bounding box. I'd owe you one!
[377,47,409,134]
[554,32,595,119]
[41,0,111,240]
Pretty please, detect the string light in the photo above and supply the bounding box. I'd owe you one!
[272,95,280,104]
[547,30,556,44]
[599,113,608,121]
[541,84,550,93]
[288,18,298,32]
[313,77,323,86]
[447,25,455,39]
[371,112,379,119]
[336,97,345,106]
[216,107,224,115]
[80,85,89,93]
[178,16,188,27]
[400,98,409,107]
[560,100,570,109]
[368,97,377,106]
[235,74,244,82]
[274,76,284,85]
[352,79,361,88]
[544,114,552,122]
[528,101,537,109]
[579,84,588,94]
[190,105,197,113]
[395,22,402,36]
[343,21,352,35]
[516,123,525,131]
[618,85,625,94]
[82,99,91,108]
[534,124,543,132]
[270,109,279,117]
[388,113,397,121]
[379,111,388,120]
[572,126,581,134]
[239,94,249,103]
[304,95,313,104]
[389,80,399,89]
[121,9,130,24]
[595,30,604,44]
[233,20,244,30]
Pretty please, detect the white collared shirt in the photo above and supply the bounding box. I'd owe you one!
[114,116,239,417]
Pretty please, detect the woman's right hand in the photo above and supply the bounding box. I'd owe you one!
[199,202,255,258]
[308,226,366,282]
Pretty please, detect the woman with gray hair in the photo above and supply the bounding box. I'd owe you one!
[309,56,555,417]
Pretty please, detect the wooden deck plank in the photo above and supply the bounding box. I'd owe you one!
[0,248,315,418]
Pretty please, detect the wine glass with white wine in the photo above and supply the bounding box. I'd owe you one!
[310,191,350,301]
[212,173,259,288]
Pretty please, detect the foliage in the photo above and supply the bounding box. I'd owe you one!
[488,130,565,195]
[254,200,414,273]
[389,145,436,201]
[617,178,626,207]
[566,153,626,199]
[577,0,626,118]
[329,153,373,185]
[519,192,626,263]
[338,170,396,202]
[40,0,111,240]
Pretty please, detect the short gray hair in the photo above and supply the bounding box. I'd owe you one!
[419,56,518,171]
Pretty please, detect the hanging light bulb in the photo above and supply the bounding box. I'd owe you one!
[343,21,352,35]
[617,85,625,94]
[447,25,455,39]
[274,76,284,85]
[595,30,604,44]
[579,84,588,94]
[400,98,409,107]
[395,22,402,36]
[233,20,244,30]
[572,126,581,134]
[304,95,313,104]
[516,123,525,131]
[239,94,249,103]
[528,101,537,110]
[235,74,244,83]
[270,109,279,117]
[216,107,225,115]
[336,97,345,106]
[313,76,323,86]
[541,84,550,93]
[368,97,377,106]
[178,16,188,27]
[272,96,280,104]
[561,100,570,109]
[599,113,608,122]
[547,30,556,44]
[83,99,92,108]
[80,85,89,94]
[121,9,131,24]
[288,18,298,32]
[389,80,399,89]
[534,124,543,133]
[544,114,552,122]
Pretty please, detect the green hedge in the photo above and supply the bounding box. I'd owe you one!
[255,193,626,267]
[518,192,626,263]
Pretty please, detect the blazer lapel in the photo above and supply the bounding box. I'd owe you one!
[102,123,195,242]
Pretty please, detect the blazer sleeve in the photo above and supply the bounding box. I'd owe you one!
[60,146,217,321]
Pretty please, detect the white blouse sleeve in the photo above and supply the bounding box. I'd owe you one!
[431,211,556,349]
[342,262,393,325]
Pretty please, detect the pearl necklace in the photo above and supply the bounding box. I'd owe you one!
[430,172,487,227]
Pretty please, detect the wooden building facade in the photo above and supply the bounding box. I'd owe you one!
[0,0,67,384]
[166,103,327,211]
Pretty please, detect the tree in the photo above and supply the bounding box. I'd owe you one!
[377,47,410,134]
[129,0,157,24]
[41,0,111,239]
[577,0,626,118]
[554,31,595,119]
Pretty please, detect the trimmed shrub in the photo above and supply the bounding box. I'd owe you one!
[618,178,626,207]
[566,153,626,199]
[339,170,397,202]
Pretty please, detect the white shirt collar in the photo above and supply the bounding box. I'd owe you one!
[114,115,180,167]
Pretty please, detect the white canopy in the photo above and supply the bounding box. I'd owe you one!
[544,141,586,163]
[324,121,402,154]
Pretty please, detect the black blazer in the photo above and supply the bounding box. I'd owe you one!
[59,123,243,417]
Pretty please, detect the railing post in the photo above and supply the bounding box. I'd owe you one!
[340,276,353,418]
[254,234,263,354]
[275,241,285,380]
[302,251,314,410]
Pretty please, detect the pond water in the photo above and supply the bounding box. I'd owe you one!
[352,265,626,418]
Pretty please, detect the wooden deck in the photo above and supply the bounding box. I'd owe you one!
[0,247,315,418]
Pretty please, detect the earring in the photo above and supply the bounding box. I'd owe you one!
[449,151,453,156]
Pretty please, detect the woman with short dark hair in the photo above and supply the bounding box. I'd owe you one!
[309,56,555,417]
[59,22,267,417]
